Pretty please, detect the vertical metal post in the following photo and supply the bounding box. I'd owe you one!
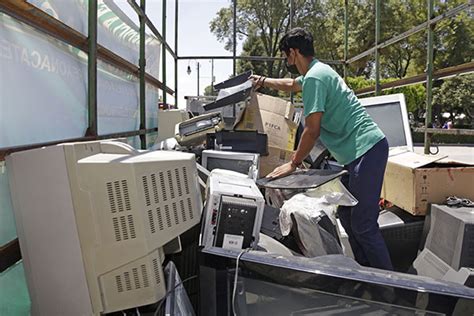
[424,0,434,154]
[289,0,294,104]
[162,0,167,106]
[197,62,200,95]
[174,0,178,105]
[211,59,214,91]
[343,0,349,80]
[375,0,381,95]
[232,0,237,116]
[232,0,237,76]
[87,0,98,137]
[139,0,146,149]
[289,0,294,29]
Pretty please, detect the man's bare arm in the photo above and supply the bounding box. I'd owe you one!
[249,75,302,93]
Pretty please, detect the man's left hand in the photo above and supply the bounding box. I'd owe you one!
[266,162,296,179]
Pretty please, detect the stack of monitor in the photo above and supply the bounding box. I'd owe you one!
[6,140,203,315]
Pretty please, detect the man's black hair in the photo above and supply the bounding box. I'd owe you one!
[279,27,314,57]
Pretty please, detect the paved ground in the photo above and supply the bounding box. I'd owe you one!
[414,144,474,165]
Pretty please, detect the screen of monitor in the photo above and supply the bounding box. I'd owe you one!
[363,102,407,147]
[359,94,412,150]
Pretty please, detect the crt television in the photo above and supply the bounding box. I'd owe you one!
[359,93,413,151]
[201,149,260,180]
[6,140,202,316]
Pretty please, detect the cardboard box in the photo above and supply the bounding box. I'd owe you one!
[234,92,297,151]
[382,151,474,215]
[259,146,295,177]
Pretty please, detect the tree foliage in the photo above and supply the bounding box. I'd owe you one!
[209,0,473,122]
[432,74,473,127]
[346,77,425,116]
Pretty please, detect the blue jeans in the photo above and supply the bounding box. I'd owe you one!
[337,138,393,270]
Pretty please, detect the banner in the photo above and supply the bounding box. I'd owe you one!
[0,13,88,147]
[1,1,163,147]
[27,0,161,76]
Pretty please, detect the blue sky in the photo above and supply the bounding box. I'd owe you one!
[116,0,242,108]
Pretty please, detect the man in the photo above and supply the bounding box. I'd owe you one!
[250,28,393,270]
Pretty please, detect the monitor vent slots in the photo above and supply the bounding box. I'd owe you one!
[114,264,151,293]
[141,167,196,235]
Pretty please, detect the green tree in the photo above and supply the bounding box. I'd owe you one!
[346,77,425,119]
[434,9,474,69]
[210,0,297,80]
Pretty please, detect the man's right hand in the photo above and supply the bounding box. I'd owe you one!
[248,75,265,89]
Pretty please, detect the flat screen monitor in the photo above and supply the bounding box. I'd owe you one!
[201,150,259,180]
[359,94,413,151]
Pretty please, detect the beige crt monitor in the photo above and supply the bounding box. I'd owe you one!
[6,140,202,316]
[156,109,189,143]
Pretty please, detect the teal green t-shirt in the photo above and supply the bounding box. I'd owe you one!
[296,59,385,165]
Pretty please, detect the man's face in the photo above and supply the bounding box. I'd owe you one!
[284,49,296,66]
[283,48,300,75]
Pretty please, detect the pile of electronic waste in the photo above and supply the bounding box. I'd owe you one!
[152,71,352,258]
[154,73,474,314]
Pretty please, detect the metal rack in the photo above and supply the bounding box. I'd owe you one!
[0,0,472,280]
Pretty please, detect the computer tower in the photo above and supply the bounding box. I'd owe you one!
[201,170,265,250]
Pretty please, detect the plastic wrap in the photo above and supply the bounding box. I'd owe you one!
[279,179,358,257]
[280,178,358,235]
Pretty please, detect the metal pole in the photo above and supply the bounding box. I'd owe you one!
[87,0,97,137]
[139,0,146,149]
[211,58,214,91]
[343,0,348,80]
[232,0,237,116]
[174,0,178,105]
[232,0,237,76]
[289,0,294,104]
[162,0,167,107]
[375,0,381,95]
[197,62,200,95]
[424,0,434,154]
[289,0,294,29]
